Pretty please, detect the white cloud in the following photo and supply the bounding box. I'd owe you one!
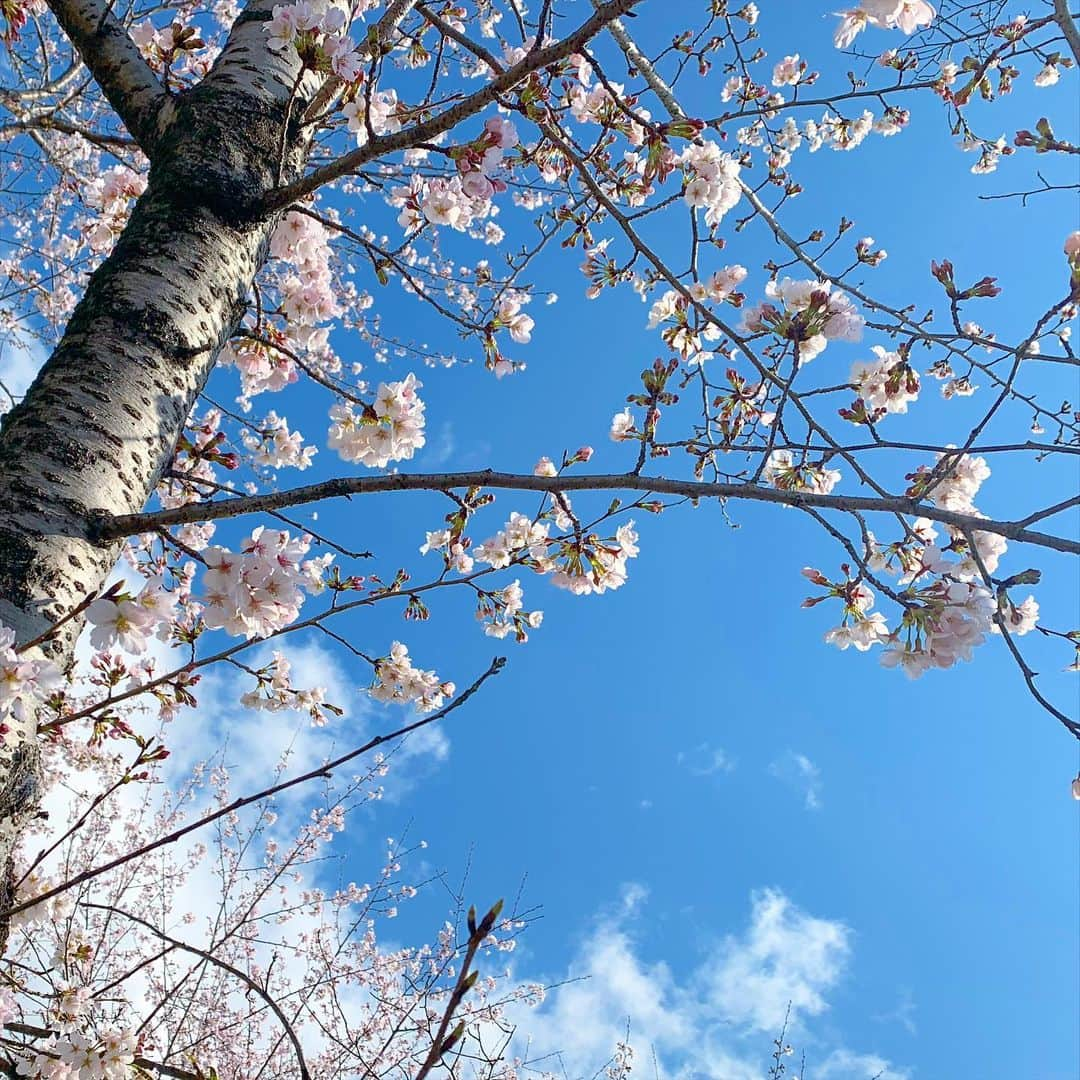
[507,886,907,1080]
[769,750,823,810]
[704,888,849,1033]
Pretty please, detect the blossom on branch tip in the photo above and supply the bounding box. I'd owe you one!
[328,374,426,467]
[834,1,935,48]
[610,408,636,441]
[370,642,453,712]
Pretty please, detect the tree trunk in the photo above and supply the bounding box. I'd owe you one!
[0,6,314,948]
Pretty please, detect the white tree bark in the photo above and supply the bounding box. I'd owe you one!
[0,0,313,947]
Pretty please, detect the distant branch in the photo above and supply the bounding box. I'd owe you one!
[0,657,505,921]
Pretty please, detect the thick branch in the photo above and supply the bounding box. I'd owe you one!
[0,116,137,150]
[1053,0,1080,64]
[98,471,1080,555]
[43,0,172,155]
[263,0,641,209]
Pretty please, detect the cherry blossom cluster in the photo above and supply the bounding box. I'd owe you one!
[343,89,402,145]
[479,292,537,377]
[548,521,640,596]
[83,166,146,254]
[748,104,908,168]
[200,528,333,639]
[647,269,746,361]
[802,570,890,653]
[808,459,1042,676]
[680,141,743,226]
[392,174,485,234]
[843,345,921,423]
[762,449,842,495]
[804,563,1016,677]
[881,579,998,678]
[471,511,641,596]
[912,451,989,514]
[833,0,935,49]
[452,116,519,203]
[327,373,426,467]
[150,411,239,554]
[493,295,534,345]
[898,454,1010,577]
[242,410,317,471]
[742,278,864,362]
[475,579,544,641]
[239,651,337,726]
[266,0,364,80]
[605,1040,635,1080]
[369,641,454,712]
[390,117,517,235]
[0,624,62,739]
[772,54,808,87]
[471,511,550,570]
[221,212,347,406]
[130,18,213,81]
[419,527,475,574]
[274,212,344,363]
[567,77,652,145]
[12,1028,137,1079]
[10,865,74,932]
[220,335,300,402]
[85,577,179,655]
[804,110,876,152]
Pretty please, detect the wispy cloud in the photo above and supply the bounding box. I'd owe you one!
[816,1048,913,1080]
[874,986,918,1037]
[769,750,823,810]
[421,420,456,466]
[677,742,735,777]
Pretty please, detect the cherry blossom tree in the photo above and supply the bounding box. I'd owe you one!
[0,0,1076,1073]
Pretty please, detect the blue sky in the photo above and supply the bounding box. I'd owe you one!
[2,1,1079,1076]
[275,7,1077,1076]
